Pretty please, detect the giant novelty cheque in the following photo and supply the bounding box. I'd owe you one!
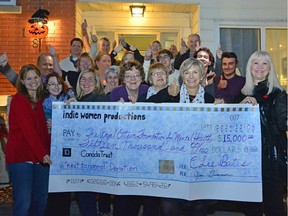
[49,102,262,202]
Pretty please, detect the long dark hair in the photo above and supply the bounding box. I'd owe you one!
[16,64,44,109]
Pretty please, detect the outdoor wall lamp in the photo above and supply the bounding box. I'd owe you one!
[129,5,146,17]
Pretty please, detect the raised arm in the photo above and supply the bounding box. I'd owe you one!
[89,32,98,60]
[174,39,189,70]
[82,19,91,53]
[110,39,123,65]
[49,45,63,76]
[214,44,223,75]
[0,53,18,87]
[121,38,144,64]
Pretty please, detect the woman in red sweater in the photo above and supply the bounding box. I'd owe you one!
[6,64,51,216]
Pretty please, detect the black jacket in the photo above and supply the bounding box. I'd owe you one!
[236,80,287,182]
[174,50,191,70]
[145,86,215,103]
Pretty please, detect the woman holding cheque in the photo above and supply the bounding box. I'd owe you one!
[235,51,287,216]
[147,58,215,216]
[74,68,110,216]
[43,72,76,216]
[110,61,162,216]
[138,62,170,100]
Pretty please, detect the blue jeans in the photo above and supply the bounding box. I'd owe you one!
[8,162,49,216]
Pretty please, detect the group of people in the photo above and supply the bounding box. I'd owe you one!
[0,25,287,216]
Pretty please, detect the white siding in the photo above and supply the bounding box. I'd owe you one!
[77,0,287,53]
[198,0,287,51]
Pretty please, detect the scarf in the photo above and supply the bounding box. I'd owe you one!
[146,85,167,99]
[179,84,205,103]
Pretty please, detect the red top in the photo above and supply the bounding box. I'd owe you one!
[6,93,50,164]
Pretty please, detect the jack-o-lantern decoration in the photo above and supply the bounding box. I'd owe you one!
[25,23,49,39]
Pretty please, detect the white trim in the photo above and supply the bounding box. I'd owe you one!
[213,20,287,52]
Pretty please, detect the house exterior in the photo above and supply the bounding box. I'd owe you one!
[0,0,287,98]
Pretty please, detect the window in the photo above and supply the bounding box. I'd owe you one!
[220,26,287,89]
[0,0,16,6]
[220,28,260,76]
[266,29,287,89]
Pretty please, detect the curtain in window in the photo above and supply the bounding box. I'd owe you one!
[220,28,260,76]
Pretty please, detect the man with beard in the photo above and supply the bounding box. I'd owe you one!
[213,52,245,103]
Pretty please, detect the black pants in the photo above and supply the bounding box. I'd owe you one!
[160,198,209,216]
[98,193,112,214]
[242,178,287,216]
[113,195,159,216]
[45,192,71,216]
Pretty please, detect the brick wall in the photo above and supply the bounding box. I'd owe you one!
[0,0,76,95]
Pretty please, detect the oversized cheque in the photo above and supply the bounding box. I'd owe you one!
[49,102,262,202]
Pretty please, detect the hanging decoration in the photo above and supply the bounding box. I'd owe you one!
[25,8,50,39]
[25,22,49,39]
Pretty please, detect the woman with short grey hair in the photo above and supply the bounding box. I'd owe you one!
[104,65,120,95]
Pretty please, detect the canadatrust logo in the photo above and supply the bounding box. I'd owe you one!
[62,148,71,157]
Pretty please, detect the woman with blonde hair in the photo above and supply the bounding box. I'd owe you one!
[76,68,108,101]
[74,68,109,215]
[237,51,287,216]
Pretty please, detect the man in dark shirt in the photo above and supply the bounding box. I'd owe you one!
[174,33,201,70]
[213,52,245,103]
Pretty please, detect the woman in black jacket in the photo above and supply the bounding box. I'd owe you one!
[237,51,287,216]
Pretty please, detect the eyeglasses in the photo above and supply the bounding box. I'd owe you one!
[107,76,118,80]
[124,74,141,80]
[151,71,166,77]
[80,77,95,83]
[47,83,62,87]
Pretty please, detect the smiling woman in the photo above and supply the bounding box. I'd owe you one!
[76,68,108,102]
[236,51,287,216]
[145,59,215,216]
[5,64,51,216]
[110,60,149,102]
[70,67,110,216]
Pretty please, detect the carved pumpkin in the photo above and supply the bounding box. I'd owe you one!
[25,23,48,39]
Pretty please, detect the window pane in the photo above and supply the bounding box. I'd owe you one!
[220,28,260,76]
[266,28,287,90]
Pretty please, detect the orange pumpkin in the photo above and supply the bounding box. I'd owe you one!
[25,23,48,39]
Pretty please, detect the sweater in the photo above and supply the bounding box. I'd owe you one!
[109,84,149,102]
[6,93,50,164]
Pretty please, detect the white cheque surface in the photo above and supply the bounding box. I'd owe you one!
[49,102,262,202]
